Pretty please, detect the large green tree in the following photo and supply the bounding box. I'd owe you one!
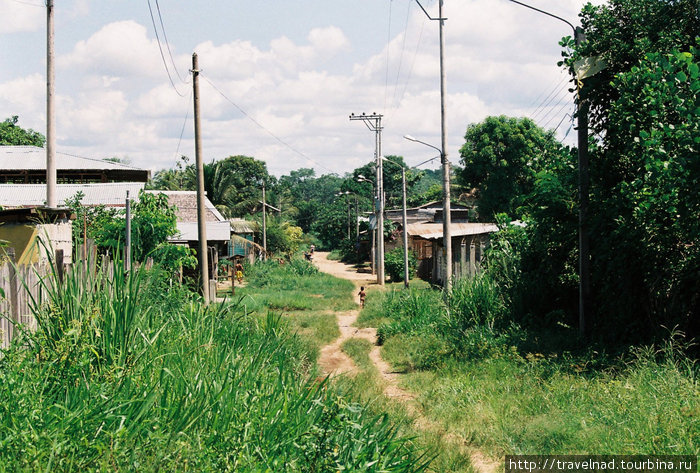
[458,116,567,221]
[553,0,700,342]
[0,116,45,146]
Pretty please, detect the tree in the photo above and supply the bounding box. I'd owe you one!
[0,116,45,147]
[352,156,421,210]
[458,116,566,221]
[552,0,700,342]
[67,190,195,270]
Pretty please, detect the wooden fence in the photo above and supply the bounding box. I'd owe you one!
[0,243,115,351]
[0,251,52,350]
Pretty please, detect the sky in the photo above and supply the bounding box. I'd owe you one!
[0,0,604,177]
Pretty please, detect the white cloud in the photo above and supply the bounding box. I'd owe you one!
[0,2,43,34]
[60,21,169,79]
[0,0,599,176]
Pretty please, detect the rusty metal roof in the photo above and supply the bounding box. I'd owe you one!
[406,222,498,240]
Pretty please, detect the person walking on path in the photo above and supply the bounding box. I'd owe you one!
[358,286,366,309]
[235,261,244,283]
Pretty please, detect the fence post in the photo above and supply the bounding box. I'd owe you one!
[7,249,18,343]
[55,249,64,285]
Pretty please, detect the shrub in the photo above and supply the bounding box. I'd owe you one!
[384,247,417,282]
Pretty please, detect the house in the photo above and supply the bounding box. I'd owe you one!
[384,200,497,284]
[229,218,258,263]
[0,146,149,183]
[146,191,231,279]
[406,221,498,283]
[0,207,74,264]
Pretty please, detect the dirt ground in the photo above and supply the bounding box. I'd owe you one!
[313,251,499,473]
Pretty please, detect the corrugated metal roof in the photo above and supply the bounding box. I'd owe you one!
[0,182,145,207]
[407,222,499,240]
[0,146,147,171]
[145,190,226,223]
[171,221,231,242]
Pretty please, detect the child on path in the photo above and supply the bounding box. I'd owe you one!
[358,286,366,309]
[235,261,244,283]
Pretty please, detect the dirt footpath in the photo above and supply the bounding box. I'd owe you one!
[313,251,499,473]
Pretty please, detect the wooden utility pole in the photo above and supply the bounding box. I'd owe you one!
[192,53,209,305]
[46,0,56,208]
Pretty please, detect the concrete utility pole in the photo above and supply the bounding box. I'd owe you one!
[192,53,209,305]
[575,28,591,338]
[262,182,267,260]
[438,0,452,291]
[413,0,452,290]
[506,0,591,337]
[46,0,56,208]
[125,191,131,272]
[350,113,384,285]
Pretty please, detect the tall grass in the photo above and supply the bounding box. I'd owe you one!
[0,259,431,472]
[368,269,698,456]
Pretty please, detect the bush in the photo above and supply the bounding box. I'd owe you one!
[384,247,418,282]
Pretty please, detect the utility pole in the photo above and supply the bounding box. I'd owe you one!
[437,0,452,291]
[125,191,131,273]
[46,0,56,208]
[192,53,209,305]
[576,27,591,338]
[505,0,591,338]
[413,0,451,290]
[262,182,267,260]
[350,112,384,285]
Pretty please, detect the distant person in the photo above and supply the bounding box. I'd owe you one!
[358,286,366,308]
[309,244,315,254]
[235,261,244,283]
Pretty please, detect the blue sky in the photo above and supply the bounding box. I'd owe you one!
[0,0,602,176]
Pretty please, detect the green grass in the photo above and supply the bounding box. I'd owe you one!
[0,258,432,472]
[339,338,474,473]
[398,351,699,456]
[370,280,699,457]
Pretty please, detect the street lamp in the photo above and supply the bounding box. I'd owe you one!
[404,134,452,289]
[411,0,452,291]
[506,0,590,338]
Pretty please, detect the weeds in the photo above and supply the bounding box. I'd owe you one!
[0,258,431,472]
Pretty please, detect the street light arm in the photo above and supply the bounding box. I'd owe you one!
[506,0,576,36]
[414,0,447,21]
[403,135,443,155]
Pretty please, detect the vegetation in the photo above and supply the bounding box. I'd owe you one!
[65,190,196,271]
[0,258,431,472]
[0,116,45,147]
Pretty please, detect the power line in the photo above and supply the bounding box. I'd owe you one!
[384,0,393,113]
[154,0,189,84]
[146,0,186,97]
[173,88,193,161]
[6,0,43,7]
[201,74,335,174]
[390,0,412,110]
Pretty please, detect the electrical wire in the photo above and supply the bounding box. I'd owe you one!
[530,75,569,118]
[390,0,412,110]
[201,74,336,174]
[6,0,43,7]
[154,0,189,84]
[384,0,393,113]
[147,0,186,97]
[173,88,193,161]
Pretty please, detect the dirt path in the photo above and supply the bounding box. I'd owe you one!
[314,251,499,473]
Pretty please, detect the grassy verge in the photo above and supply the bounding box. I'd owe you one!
[339,339,473,473]
[0,259,431,472]
[366,282,699,457]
